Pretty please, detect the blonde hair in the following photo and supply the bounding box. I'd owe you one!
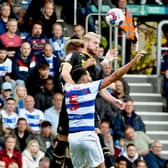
[8,162,18,168]
[14,85,27,105]
[83,32,101,41]
[26,139,40,152]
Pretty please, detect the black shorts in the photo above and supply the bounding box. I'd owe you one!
[57,98,69,135]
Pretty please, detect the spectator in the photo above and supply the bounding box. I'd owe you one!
[0,19,22,57]
[144,141,167,168]
[34,77,54,112]
[40,0,57,38]
[19,95,44,134]
[116,156,127,168]
[35,121,56,152]
[135,160,147,168]
[22,139,45,168]
[119,143,143,168]
[0,2,11,35]
[1,98,17,133]
[38,43,60,77]
[71,24,85,39]
[113,79,130,100]
[124,126,153,156]
[13,83,27,111]
[39,157,50,168]
[26,62,50,96]
[100,119,114,155]
[25,20,48,56]
[13,117,33,152]
[117,0,137,64]
[0,134,22,168]
[49,23,65,61]
[0,81,12,105]
[113,98,145,140]
[44,91,64,134]
[0,45,12,78]
[12,42,37,82]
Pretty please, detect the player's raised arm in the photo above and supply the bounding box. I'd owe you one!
[100,50,146,90]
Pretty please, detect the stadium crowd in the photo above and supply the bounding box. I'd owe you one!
[0,0,167,168]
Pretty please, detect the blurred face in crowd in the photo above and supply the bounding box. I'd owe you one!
[17,119,27,132]
[115,80,124,96]
[118,0,127,9]
[151,141,163,156]
[124,100,134,116]
[20,42,31,58]
[125,127,135,140]
[127,145,137,158]
[32,24,42,37]
[74,25,84,39]
[0,161,5,168]
[100,121,110,136]
[16,86,27,98]
[43,44,53,57]
[0,49,7,63]
[6,99,16,112]
[1,88,11,100]
[52,24,63,38]
[44,79,54,91]
[118,160,127,168]
[29,141,39,154]
[103,63,112,77]
[1,4,11,18]
[5,137,16,151]
[136,161,147,168]
[43,2,54,18]
[7,20,17,33]
[24,96,35,111]
[41,126,52,137]
[39,67,50,79]
[52,93,64,111]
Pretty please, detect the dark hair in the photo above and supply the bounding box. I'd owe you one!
[124,125,133,132]
[43,76,54,85]
[41,121,52,127]
[0,44,7,51]
[135,160,147,167]
[71,67,87,83]
[126,143,136,149]
[17,117,27,125]
[32,20,43,28]
[38,62,49,70]
[6,97,16,102]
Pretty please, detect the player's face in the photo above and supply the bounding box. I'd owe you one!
[32,24,42,37]
[78,74,91,84]
[87,37,100,56]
